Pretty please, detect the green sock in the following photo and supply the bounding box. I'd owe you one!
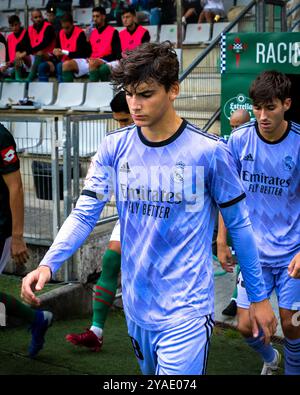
[26,55,42,82]
[98,64,111,82]
[89,69,99,82]
[0,291,35,323]
[92,249,121,329]
[14,66,24,82]
[231,264,240,299]
[62,70,74,82]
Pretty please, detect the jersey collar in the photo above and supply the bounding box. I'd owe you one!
[137,118,187,147]
[255,120,291,145]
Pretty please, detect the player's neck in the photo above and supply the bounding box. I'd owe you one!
[258,120,288,142]
[141,112,183,143]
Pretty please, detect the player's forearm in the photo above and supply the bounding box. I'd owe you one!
[216,212,227,246]
[229,224,266,302]
[39,195,103,274]
[221,199,267,302]
[9,184,25,238]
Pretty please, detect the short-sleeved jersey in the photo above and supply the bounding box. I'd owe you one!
[0,124,20,239]
[228,120,300,268]
[82,120,249,330]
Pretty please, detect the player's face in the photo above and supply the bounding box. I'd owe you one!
[93,11,105,27]
[62,21,73,35]
[10,21,21,34]
[122,12,135,28]
[125,81,179,128]
[113,111,133,128]
[253,98,291,137]
[230,118,242,130]
[31,11,43,26]
[46,12,55,24]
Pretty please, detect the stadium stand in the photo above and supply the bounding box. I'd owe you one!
[11,82,55,109]
[42,82,85,110]
[209,21,238,41]
[73,7,92,26]
[147,25,158,42]
[159,24,178,44]
[183,23,211,44]
[71,82,113,112]
[0,82,26,109]
[0,1,10,11]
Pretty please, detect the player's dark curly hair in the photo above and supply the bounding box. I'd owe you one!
[111,41,179,92]
[249,70,291,105]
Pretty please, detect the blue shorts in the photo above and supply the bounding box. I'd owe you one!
[237,266,300,311]
[126,314,214,375]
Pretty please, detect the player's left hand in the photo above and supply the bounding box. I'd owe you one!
[11,236,29,265]
[288,253,300,279]
[249,299,277,344]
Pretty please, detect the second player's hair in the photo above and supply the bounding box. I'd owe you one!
[92,6,106,15]
[61,13,73,24]
[8,15,20,25]
[121,6,136,16]
[249,70,291,105]
[111,41,179,92]
[110,91,130,114]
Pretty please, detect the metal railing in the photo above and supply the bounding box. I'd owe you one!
[1,113,119,248]
[287,1,300,31]
[65,113,119,224]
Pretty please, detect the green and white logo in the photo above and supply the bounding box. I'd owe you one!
[223,93,253,120]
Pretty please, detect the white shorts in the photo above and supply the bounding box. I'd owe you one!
[127,314,214,375]
[110,220,120,242]
[0,237,11,275]
[73,58,89,78]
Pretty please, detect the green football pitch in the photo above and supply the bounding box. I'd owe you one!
[0,275,283,375]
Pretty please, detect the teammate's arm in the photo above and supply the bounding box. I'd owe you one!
[3,169,28,265]
[210,141,277,343]
[216,212,234,272]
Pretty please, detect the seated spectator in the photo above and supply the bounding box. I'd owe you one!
[119,6,150,53]
[182,0,202,24]
[198,0,226,23]
[25,9,56,82]
[46,4,62,35]
[88,6,121,82]
[130,0,151,24]
[3,15,31,82]
[46,1,73,18]
[39,13,91,82]
[161,0,176,24]
[110,0,131,26]
[148,0,162,25]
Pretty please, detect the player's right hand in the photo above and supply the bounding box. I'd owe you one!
[21,266,52,306]
[217,243,235,273]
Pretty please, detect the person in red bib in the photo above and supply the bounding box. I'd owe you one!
[49,13,91,82]
[26,9,56,82]
[119,6,150,53]
[4,15,31,81]
[88,6,121,82]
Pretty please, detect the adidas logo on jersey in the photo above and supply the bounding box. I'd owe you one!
[120,162,131,173]
[242,153,254,161]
